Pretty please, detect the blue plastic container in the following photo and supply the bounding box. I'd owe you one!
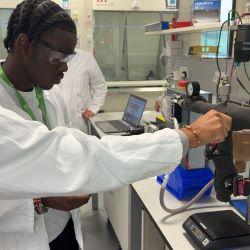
[230,199,247,217]
[157,165,214,201]
[161,22,169,30]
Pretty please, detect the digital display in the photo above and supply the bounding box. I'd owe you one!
[191,225,204,240]
[237,30,247,42]
[122,95,146,126]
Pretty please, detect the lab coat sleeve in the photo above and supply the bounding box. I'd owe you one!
[0,106,183,199]
[87,56,107,113]
[0,200,34,233]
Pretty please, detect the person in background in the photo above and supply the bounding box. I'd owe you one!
[59,49,107,133]
[0,1,231,250]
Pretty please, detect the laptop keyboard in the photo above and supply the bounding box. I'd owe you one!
[109,120,128,131]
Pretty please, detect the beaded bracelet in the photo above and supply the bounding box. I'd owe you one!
[183,125,201,148]
[33,198,48,215]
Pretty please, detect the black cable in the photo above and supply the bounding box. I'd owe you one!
[244,62,250,81]
[235,74,250,95]
[216,10,243,98]
[229,9,243,24]
[216,20,228,97]
[228,100,243,106]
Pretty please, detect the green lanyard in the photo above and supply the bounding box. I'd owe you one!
[0,65,50,127]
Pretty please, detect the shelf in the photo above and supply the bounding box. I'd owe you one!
[107,80,167,88]
[94,9,178,13]
[145,23,227,35]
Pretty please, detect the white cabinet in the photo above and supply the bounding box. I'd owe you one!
[104,186,130,250]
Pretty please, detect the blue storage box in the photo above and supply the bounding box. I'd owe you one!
[157,165,214,201]
[230,199,247,217]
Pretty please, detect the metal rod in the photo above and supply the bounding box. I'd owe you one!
[247,167,250,225]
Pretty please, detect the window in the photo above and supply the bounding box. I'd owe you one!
[201,30,228,58]
[200,0,234,58]
[93,11,174,81]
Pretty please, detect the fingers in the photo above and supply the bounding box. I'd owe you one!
[82,110,95,120]
[211,110,232,143]
[208,109,232,130]
[154,101,161,112]
[188,109,232,147]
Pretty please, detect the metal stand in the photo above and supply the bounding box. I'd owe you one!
[247,167,250,225]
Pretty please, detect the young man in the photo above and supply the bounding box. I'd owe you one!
[0,1,88,249]
[0,0,231,250]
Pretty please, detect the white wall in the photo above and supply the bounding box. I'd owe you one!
[0,0,22,8]
[71,0,93,52]
[0,0,92,52]
[0,0,61,8]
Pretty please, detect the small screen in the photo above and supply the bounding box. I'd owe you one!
[237,30,247,42]
[192,226,203,239]
[122,95,146,126]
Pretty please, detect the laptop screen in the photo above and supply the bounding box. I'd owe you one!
[122,95,147,126]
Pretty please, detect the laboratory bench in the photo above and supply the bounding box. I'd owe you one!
[89,111,243,250]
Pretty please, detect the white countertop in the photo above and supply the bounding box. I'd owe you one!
[132,177,238,250]
[90,111,157,138]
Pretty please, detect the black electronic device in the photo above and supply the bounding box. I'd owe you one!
[183,210,250,249]
[127,126,144,135]
[234,24,250,63]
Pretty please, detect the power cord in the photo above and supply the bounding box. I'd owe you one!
[216,10,242,99]
[160,178,214,214]
[235,66,250,95]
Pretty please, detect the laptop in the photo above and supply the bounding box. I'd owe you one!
[95,94,147,133]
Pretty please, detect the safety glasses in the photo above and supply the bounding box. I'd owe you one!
[39,39,76,65]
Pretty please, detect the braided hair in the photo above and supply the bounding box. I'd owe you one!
[4,0,77,52]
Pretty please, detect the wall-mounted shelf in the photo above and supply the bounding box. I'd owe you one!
[94,9,178,13]
[145,23,228,35]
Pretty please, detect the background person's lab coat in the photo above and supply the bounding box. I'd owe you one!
[0,80,84,250]
[59,50,107,133]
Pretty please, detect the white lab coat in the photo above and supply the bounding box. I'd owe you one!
[0,80,84,250]
[0,106,183,199]
[59,50,107,132]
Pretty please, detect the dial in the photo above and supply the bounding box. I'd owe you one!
[187,82,193,96]
[186,82,200,97]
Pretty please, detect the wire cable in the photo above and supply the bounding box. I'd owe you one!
[159,178,214,214]
[216,10,242,99]
[229,61,234,85]
[216,20,228,98]
[244,62,250,81]
[235,66,250,95]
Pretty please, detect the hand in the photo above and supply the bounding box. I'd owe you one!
[42,195,92,212]
[154,101,161,112]
[180,110,232,148]
[82,109,95,120]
